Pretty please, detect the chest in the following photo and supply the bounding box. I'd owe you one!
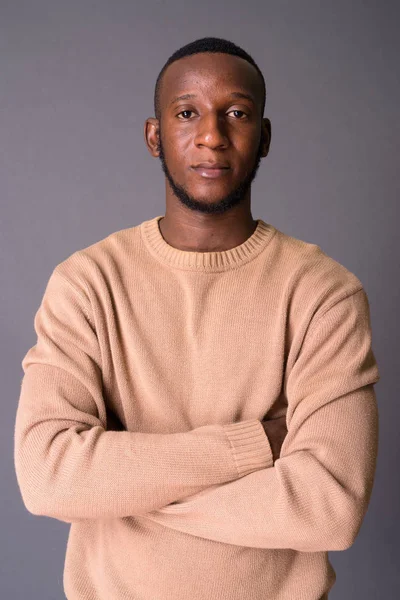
[97,268,290,431]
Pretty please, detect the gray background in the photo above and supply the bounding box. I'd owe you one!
[1,1,398,598]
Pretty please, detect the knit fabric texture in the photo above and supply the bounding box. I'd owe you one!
[14,215,380,599]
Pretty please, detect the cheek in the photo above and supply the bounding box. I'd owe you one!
[174,130,193,155]
[163,132,192,162]
[162,123,192,146]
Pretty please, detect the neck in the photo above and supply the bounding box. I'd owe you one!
[159,198,257,253]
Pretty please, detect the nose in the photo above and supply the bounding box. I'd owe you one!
[194,112,229,150]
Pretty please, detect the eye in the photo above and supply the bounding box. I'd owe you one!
[176,110,194,120]
[228,110,247,119]
[176,109,248,120]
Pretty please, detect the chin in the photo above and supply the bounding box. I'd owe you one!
[190,182,233,196]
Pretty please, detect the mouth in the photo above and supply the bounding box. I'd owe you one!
[190,166,231,179]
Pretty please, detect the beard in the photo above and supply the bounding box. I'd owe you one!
[156,127,264,216]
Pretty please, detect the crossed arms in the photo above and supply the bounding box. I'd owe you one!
[14,267,380,552]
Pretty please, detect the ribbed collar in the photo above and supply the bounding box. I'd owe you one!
[140,215,276,272]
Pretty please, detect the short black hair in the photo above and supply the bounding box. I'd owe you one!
[154,36,266,121]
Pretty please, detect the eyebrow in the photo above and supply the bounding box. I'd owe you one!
[169,92,256,106]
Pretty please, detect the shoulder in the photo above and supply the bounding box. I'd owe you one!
[51,221,143,297]
[270,226,366,321]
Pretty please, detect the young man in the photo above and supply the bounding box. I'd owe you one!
[14,37,380,599]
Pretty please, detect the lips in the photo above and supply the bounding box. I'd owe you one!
[193,162,230,169]
[191,162,231,179]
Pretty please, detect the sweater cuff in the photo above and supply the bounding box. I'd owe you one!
[222,419,274,477]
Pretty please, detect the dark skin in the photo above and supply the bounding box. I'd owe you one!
[144,52,271,251]
[144,51,287,462]
[261,415,288,463]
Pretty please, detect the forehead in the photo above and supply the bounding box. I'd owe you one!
[160,52,263,108]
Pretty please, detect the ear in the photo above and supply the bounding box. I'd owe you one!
[144,117,160,157]
[261,118,271,157]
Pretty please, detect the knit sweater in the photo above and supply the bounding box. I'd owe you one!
[14,215,380,600]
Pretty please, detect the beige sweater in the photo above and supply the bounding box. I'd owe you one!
[14,215,380,600]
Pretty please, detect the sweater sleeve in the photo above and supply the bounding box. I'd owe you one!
[14,268,273,523]
[143,288,380,552]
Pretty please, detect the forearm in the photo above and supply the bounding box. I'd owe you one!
[14,370,272,521]
[14,268,273,522]
[144,385,378,552]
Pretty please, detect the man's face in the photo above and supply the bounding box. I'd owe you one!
[150,52,270,215]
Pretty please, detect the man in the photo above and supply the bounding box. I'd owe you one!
[14,37,380,599]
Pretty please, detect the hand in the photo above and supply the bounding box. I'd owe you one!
[261,414,288,463]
